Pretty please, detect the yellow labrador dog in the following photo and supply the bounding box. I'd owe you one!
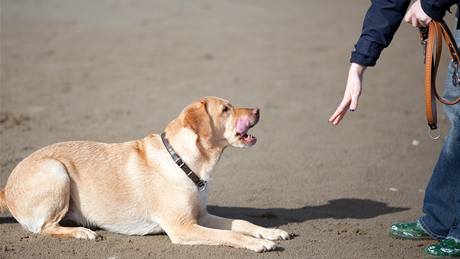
[0,96,289,252]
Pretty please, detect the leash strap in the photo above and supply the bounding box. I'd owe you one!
[160,132,207,191]
[420,20,460,136]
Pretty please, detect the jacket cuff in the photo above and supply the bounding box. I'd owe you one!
[350,52,377,67]
[421,0,446,20]
[350,38,384,66]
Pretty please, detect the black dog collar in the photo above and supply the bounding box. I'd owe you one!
[160,132,207,191]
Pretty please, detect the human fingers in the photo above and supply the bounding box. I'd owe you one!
[414,0,431,27]
[329,97,350,123]
[403,10,412,24]
[332,111,345,125]
[349,91,359,111]
[419,16,432,27]
[411,16,420,27]
[329,98,351,125]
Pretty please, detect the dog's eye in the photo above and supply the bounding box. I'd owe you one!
[222,106,229,113]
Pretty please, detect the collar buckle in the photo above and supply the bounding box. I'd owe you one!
[197,181,207,192]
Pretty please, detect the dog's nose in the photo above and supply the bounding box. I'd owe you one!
[253,108,260,117]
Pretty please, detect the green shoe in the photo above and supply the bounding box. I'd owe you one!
[425,238,460,257]
[389,221,432,240]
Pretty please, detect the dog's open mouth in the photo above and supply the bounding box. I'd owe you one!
[235,119,257,146]
[236,130,256,145]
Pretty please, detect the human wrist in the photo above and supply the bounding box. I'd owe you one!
[350,63,367,76]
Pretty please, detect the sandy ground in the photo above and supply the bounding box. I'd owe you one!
[0,0,456,258]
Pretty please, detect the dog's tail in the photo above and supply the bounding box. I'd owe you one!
[0,190,8,213]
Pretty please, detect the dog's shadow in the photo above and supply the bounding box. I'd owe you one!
[0,198,409,228]
[208,198,409,228]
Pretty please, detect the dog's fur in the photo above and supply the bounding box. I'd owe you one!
[0,97,289,252]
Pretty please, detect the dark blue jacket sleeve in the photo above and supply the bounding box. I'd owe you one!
[421,0,457,20]
[351,0,458,67]
[350,0,411,67]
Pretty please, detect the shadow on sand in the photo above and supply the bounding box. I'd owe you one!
[0,217,16,224]
[0,198,409,228]
[208,198,409,228]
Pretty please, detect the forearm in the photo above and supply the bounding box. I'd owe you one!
[351,0,411,66]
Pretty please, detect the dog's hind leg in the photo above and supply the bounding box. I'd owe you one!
[5,159,98,240]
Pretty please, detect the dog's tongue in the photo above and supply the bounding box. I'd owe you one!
[236,118,250,134]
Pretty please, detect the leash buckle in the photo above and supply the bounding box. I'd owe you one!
[452,61,460,86]
[428,126,441,140]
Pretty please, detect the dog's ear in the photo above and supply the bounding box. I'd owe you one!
[183,100,211,138]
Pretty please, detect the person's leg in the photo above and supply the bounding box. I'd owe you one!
[390,29,460,242]
[444,94,460,239]
[418,125,458,239]
[423,101,460,256]
[419,29,460,241]
[423,29,460,257]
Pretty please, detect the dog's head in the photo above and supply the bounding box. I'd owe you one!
[180,96,260,148]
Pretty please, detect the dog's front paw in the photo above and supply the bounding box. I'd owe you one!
[245,238,277,252]
[73,227,99,240]
[255,228,290,241]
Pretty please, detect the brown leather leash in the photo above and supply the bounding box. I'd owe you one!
[419,19,460,139]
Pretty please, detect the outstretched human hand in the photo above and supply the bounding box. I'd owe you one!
[328,63,366,125]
